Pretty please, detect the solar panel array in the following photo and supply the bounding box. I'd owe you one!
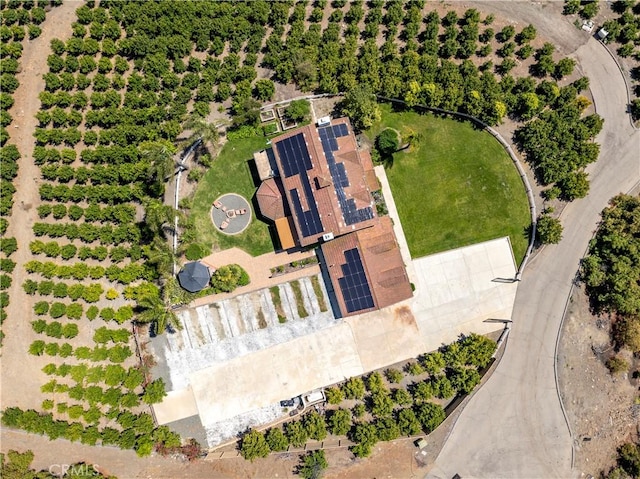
[319,124,375,226]
[338,248,375,313]
[275,134,323,237]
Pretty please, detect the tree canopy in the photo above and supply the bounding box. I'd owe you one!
[581,194,640,317]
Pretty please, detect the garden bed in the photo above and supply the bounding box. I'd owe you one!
[270,256,318,277]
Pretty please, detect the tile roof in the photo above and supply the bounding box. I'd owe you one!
[270,118,379,247]
[255,178,286,221]
[321,217,413,317]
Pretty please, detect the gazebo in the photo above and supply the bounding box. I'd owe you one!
[255,178,286,221]
[177,262,211,293]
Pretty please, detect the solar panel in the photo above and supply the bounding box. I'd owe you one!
[275,133,324,238]
[333,123,349,137]
[276,134,312,178]
[338,248,375,313]
[318,125,374,226]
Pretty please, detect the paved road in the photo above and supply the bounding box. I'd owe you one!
[429,9,640,479]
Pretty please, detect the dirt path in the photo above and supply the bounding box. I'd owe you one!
[0,1,78,410]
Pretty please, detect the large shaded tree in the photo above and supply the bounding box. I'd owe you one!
[581,194,640,316]
[339,85,381,131]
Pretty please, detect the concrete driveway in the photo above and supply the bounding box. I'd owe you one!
[429,9,640,479]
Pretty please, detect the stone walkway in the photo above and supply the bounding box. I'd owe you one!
[374,165,417,282]
[193,247,319,306]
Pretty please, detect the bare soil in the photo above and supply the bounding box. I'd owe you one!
[1,1,80,411]
[557,284,640,477]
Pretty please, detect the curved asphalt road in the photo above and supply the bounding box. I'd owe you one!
[428,9,640,479]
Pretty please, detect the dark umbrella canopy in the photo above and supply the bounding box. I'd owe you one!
[178,262,210,293]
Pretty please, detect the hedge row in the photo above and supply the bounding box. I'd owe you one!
[39,183,144,204]
[31,319,79,339]
[1,407,179,457]
[29,340,132,364]
[40,162,148,186]
[33,145,135,168]
[23,279,104,303]
[33,301,83,320]
[24,260,154,285]
[30,240,142,262]
[43,362,144,389]
[33,221,141,245]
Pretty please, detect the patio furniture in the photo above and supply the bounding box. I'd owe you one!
[213,200,222,209]
[235,209,242,215]
[220,220,229,230]
[221,205,227,212]
[239,209,247,215]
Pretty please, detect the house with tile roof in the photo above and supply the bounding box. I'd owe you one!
[254,117,412,317]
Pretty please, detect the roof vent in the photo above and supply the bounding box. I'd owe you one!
[322,232,334,242]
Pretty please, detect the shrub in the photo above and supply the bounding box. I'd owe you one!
[265,427,289,452]
[328,408,352,436]
[385,368,403,384]
[376,128,399,157]
[396,408,421,436]
[392,388,413,406]
[298,451,328,479]
[31,319,47,334]
[405,361,424,376]
[45,321,63,338]
[606,356,629,375]
[34,301,49,315]
[66,303,83,320]
[59,343,73,357]
[62,323,79,339]
[285,420,308,447]
[0,274,11,290]
[44,342,59,356]
[536,214,563,244]
[210,264,250,293]
[303,411,327,441]
[342,377,365,400]
[325,386,344,405]
[414,402,445,433]
[49,302,66,319]
[84,305,99,321]
[29,340,46,355]
[240,429,270,461]
[100,307,115,322]
[141,378,166,404]
[352,403,366,418]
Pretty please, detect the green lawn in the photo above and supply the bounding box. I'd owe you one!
[368,104,530,264]
[191,135,274,257]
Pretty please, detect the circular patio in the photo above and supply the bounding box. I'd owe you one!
[210,193,252,235]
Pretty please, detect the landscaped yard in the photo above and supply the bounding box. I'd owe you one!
[191,135,274,257]
[367,103,531,263]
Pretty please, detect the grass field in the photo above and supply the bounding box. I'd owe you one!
[191,135,274,257]
[368,103,530,264]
